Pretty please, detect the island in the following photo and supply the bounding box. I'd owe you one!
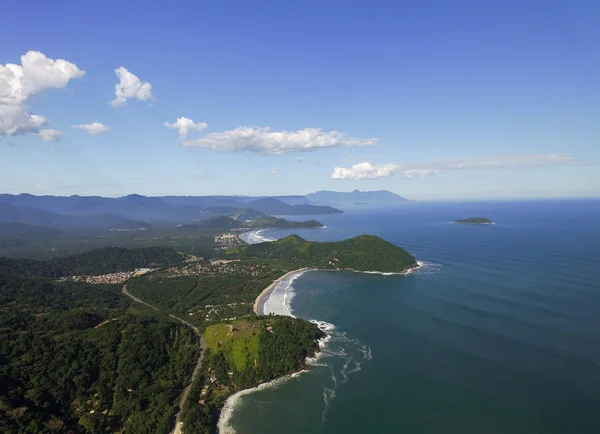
[454,217,493,225]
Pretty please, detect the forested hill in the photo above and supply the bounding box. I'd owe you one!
[181,317,324,432]
[226,234,418,273]
[0,268,199,433]
[0,246,183,278]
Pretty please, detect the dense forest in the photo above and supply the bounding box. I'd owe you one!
[126,260,294,329]
[180,317,324,433]
[243,217,323,229]
[0,246,184,278]
[0,266,199,433]
[227,234,418,273]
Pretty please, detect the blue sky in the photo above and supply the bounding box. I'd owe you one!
[1,0,598,199]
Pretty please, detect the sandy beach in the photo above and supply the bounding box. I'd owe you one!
[253,268,308,315]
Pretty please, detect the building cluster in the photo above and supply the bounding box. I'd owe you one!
[58,268,155,285]
[163,260,272,279]
[213,231,244,248]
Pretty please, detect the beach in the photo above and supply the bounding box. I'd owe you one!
[253,268,308,315]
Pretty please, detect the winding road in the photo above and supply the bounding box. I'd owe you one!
[122,285,205,434]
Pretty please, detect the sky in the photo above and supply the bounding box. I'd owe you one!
[1,0,598,200]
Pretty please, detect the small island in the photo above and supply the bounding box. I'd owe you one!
[455,217,493,225]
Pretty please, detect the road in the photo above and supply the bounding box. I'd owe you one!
[122,285,205,434]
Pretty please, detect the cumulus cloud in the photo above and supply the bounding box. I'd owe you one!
[332,162,398,180]
[0,50,84,138]
[331,154,575,180]
[38,129,63,142]
[183,127,378,154]
[164,117,208,139]
[267,167,278,175]
[110,67,154,107]
[72,122,109,135]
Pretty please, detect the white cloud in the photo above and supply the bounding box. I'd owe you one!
[331,154,575,180]
[38,129,63,142]
[296,156,306,162]
[110,67,154,107]
[0,50,84,138]
[332,162,398,180]
[183,126,378,154]
[267,167,278,175]
[164,117,208,139]
[72,122,109,135]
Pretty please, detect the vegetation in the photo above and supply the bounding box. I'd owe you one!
[245,198,342,215]
[227,234,418,273]
[0,246,183,278]
[0,268,199,433]
[243,216,323,229]
[0,230,411,432]
[455,217,493,224]
[126,260,295,329]
[180,316,323,433]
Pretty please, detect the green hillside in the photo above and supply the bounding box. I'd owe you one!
[0,246,184,278]
[227,234,417,273]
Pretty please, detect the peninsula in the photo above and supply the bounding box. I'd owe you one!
[455,217,493,224]
[228,234,418,273]
[0,234,417,433]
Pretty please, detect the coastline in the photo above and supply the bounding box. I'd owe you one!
[253,268,308,315]
[253,262,420,315]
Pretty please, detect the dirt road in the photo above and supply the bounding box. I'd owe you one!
[121,285,205,434]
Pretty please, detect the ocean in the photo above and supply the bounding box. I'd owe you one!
[225,200,600,434]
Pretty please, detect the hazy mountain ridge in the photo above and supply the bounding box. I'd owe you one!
[306,189,409,207]
[0,193,347,231]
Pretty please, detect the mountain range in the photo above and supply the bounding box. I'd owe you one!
[306,190,409,207]
[0,190,408,232]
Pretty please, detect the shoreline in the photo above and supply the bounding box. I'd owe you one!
[225,262,418,432]
[252,262,420,315]
[253,268,308,315]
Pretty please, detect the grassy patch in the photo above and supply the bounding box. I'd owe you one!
[204,320,260,372]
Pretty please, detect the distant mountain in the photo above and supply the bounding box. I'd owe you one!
[0,194,342,230]
[306,190,409,207]
[202,207,266,221]
[197,216,242,229]
[269,195,311,205]
[158,195,250,208]
[0,203,135,231]
[246,198,342,215]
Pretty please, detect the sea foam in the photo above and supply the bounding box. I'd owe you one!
[238,229,277,245]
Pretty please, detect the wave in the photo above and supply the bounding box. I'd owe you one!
[304,320,373,423]
[410,260,443,275]
[262,269,310,317]
[239,229,277,245]
[217,371,308,434]
[220,272,372,432]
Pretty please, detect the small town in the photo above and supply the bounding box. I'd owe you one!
[57,268,155,285]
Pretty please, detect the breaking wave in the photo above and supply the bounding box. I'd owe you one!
[239,229,277,245]
[218,272,372,433]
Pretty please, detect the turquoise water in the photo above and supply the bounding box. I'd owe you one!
[227,201,600,434]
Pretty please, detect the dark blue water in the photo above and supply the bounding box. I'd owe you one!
[225,201,600,434]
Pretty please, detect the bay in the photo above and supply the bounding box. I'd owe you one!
[227,200,600,434]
